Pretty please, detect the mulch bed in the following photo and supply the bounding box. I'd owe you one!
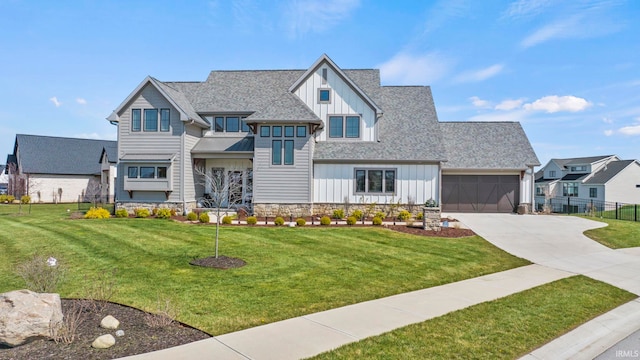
[0,299,211,360]
[387,224,475,238]
[189,255,247,269]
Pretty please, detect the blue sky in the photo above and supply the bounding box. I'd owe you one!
[1,0,639,167]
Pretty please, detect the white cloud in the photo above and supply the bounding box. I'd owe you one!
[502,0,553,19]
[604,129,614,136]
[454,64,504,83]
[618,125,640,136]
[495,99,524,111]
[378,52,452,85]
[76,98,87,105]
[521,16,582,48]
[49,96,62,107]
[469,96,491,108]
[286,0,360,37]
[523,95,591,113]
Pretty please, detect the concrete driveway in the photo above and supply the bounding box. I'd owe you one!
[451,213,640,296]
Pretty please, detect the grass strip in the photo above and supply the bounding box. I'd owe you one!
[580,216,640,249]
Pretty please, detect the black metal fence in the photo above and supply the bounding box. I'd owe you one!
[535,196,640,222]
[77,195,115,214]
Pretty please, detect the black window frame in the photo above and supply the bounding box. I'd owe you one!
[127,166,138,178]
[160,108,170,132]
[157,166,168,179]
[260,125,270,137]
[272,126,282,137]
[589,187,597,198]
[284,140,294,165]
[214,117,224,132]
[131,109,141,132]
[140,166,156,179]
[272,140,282,165]
[284,126,294,137]
[226,116,240,132]
[355,168,396,194]
[143,109,158,132]
[296,125,307,137]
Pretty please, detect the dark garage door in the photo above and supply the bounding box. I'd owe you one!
[442,175,520,213]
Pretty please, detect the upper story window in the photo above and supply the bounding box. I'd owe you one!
[589,187,597,198]
[570,166,587,172]
[549,170,556,178]
[318,89,331,103]
[132,108,170,132]
[297,126,307,138]
[144,109,158,131]
[264,126,294,166]
[213,116,251,133]
[132,109,141,132]
[160,109,170,132]
[329,115,360,138]
[563,182,579,197]
[284,126,294,137]
[260,126,270,137]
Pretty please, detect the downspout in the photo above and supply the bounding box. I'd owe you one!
[181,125,186,215]
[530,165,535,213]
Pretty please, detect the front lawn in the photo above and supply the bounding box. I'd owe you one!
[309,276,635,359]
[0,204,528,335]
[580,216,640,248]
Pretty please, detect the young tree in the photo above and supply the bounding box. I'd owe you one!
[195,166,245,258]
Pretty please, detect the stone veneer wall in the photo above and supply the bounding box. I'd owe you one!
[422,207,441,231]
[253,203,425,218]
[116,201,198,216]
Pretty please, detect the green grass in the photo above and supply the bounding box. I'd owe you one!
[580,216,640,248]
[0,204,528,335]
[309,276,636,360]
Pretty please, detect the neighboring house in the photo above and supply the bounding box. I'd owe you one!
[6,134,117,203]
[0,165,7,194]
[107,54,539,215]
[535,155,640,207]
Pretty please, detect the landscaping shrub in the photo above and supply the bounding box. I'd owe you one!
[296,218,306,226]
[3,195,15,203]
[320,216,331,226]
[156,208,172,219]
[115,209,129,218]
[152,208,159,216]
[346,216,357,225]
[170,208,177,216]
[15,253,66,293]
[397,210,411,221]
[372,216,383,226]
[274,216,285,226]
[246,216,257,225]
[375,211,386,219]
[20,195,31,204]
[0,195,6,203]
[222,215,232,225]
[135,208,150,218]
[352,209,363,220]
[84,207,111,219]
[187,211,198,221]
[416,212,424,220]
[332,209,345,219]
[199,212,210,223]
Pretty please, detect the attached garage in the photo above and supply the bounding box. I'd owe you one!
[442,175,520,213]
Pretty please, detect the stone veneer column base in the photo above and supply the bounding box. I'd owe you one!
[422,207,441,231]
[253,203,313,218]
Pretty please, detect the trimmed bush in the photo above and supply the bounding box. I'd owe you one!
[372,216,383,226]
[156,208,172,219]
[187,211,198,221]
[222,216,232,225]
[397,210,411,221]
[199,212,210,223]
[5,195,15,203]
[346,216,357,225]
[170,208,177,216]
[296,218,306,226]
[320,216,331,226]
[84,207,111,219]
[416,212,424,220]
[115,209,129,218]
[274,217,285,226]
[351,209,363,220]
[20,195,31,204]
[135,208,150,218]
[375,211,386,219]
[152,208,159,216]
[332,209,345,219]
[246,216,257,225]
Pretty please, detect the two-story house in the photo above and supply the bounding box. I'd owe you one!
[107,54,540,215]
[535,155,640,207]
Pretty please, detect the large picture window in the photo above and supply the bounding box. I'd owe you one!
[328,115,360,138]
[563,182,579,197]
[355,169,395,194]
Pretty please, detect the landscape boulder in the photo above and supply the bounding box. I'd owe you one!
[91,334,116,349]
[100,315,120,329]
[0,289,63,347]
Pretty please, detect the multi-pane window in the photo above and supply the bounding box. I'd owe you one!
[260,126,270,137]
[226,117,240,132]
[272,126,282,137]
[140,166,155,179]
[563,182,579,197]
[127,166,168,179]
[213,116,250,133]
[297,126,307,137]
[549,170,556,178]
[144,109,158,131]
[272,140,282,165]
[355,169,396,193]
[329,115,360,138]
[160,109,170,132]
[284,126,294,137]
[570,166,587,172]
[589,188,597,198]
[131,109,141,132]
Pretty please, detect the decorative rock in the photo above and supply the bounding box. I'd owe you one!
[115,329,125,337]
[0,289,63,347]
[100,315,120,329]
[91,334,116,349]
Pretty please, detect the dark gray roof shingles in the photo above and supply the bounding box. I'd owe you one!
[13,134,117,175]
[585,160,636,184]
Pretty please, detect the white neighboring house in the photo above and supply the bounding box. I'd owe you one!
[6,134,117,203]
[0,165,8,194]
[535,155,640,207]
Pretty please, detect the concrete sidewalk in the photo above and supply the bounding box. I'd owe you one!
[120,265,572,360]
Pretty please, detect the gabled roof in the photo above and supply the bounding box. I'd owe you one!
[11,134,117,175]
[246,93,321,123]
[288,54,382,117]
[584,160,638,184]
[548,155,616,168]
[440,122,540,169]
[100,142,118,164]
[313,86,447,162]
[191,137,254,154]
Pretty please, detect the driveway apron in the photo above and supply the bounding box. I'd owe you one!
[451,213,640,296]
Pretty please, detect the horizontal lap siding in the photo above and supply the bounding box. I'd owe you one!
[253,130,311,203]
[313,163,439,204]
[29,175,99,203]
[183,125,201,202]
[116,84,184,202]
